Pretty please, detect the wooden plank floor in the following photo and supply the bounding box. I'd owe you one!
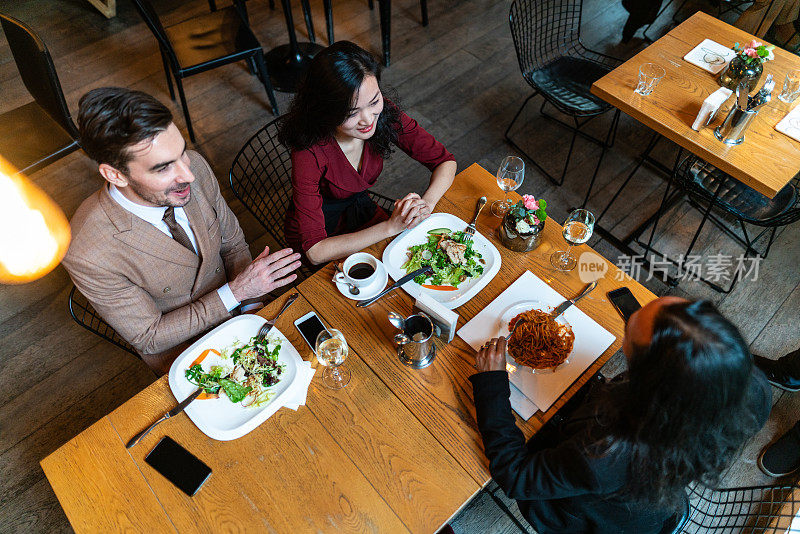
[0,0,798,532]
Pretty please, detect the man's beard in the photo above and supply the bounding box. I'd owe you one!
[127,180,191,207]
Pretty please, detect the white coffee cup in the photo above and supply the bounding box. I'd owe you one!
[335,252,379,288]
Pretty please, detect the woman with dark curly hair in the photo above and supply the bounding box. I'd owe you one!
[471,297,771,534]
[278,41,457,265]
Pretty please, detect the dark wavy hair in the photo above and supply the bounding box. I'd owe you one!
[77,87,172,172]
[277,41,401,159]
[590,300,762,509]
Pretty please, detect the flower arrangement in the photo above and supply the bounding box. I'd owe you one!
[732,40,775,65]
[507,194,547,235]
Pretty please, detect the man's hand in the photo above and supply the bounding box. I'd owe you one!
[475,337,507,373]
[229,247,301,302]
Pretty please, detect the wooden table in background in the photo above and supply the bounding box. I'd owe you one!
[592,11,800,199]
[41,164,655,533]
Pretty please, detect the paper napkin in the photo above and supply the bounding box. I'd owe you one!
[282,361,316,411]
[458,271,616,416]
[776,104,800,142]
[684,39,736,74]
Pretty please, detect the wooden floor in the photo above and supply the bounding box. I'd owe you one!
[1,0,798,532]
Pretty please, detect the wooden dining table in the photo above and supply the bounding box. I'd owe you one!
[592,10,800,200]
[41,163,655,533]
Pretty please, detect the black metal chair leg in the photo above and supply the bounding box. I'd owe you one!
[174,76,196,143]
[581,109,621,209]
[207,0,217,11]
[368,0,374,9]
[160,49,175,100]
[483,486,531,533]
[420,0,428,26]
[324,0,334,44]
[255,51,279,115]
[378,0,391,66]
[300,0,315,43]
[269,0,275,9]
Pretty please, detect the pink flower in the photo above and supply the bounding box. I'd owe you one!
[531,215,540,226]
[522,194,538,210]
[748,40,761,49]
[745,48,759,58]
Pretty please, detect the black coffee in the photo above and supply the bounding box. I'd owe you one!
[348,262,375,280]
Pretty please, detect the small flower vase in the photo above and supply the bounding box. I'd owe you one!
[499,214,545,252]
[719,56,763,92]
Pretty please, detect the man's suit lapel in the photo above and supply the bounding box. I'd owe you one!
[184,189,216,295]
[99,187,199,268]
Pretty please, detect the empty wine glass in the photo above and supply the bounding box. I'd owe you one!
[550,209,595,272]
[315,329,351,389]
[492,156,525,217]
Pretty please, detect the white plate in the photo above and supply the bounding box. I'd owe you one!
[382,212,501,309]
[168,315,305,441]
[334,260,389,301]
[499,301,572,374]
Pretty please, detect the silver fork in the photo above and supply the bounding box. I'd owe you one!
[255,292,299,341]
[464,196,487,242]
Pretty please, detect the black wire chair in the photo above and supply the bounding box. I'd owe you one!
[506,0,622,195]
[229,117,395,281]
[637,155,800,293]
[677,480,800,533]
[130,0,278,143]
[68,286,139,358]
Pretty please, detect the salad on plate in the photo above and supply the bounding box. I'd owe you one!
[185,334,285,408]
[402,228,485,290]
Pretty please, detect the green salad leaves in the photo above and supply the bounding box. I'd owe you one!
[402,228,484,288]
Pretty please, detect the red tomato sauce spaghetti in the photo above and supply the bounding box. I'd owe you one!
[507,309,574,369]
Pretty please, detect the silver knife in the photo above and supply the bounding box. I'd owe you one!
[126,387,203,449]
[356,265,433,308]
[550,280,598,319]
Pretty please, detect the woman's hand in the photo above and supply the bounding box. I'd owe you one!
[475,337,507,372]
[395,193,433,230]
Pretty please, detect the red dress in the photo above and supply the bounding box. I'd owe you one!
[285,110,455,254]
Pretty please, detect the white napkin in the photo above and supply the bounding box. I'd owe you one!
[458,271,616,416]
[684,39,737,74]
[282,361,316,411]
[775,104,800,142]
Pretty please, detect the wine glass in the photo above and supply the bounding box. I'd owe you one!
[491,156,525,217]
[315,329,351,389]
[550,209,595,272]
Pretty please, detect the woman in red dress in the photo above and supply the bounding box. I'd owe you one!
[278,41,457,265]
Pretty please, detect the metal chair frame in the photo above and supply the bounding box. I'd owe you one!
[506,0,623,191]
[229,117,395,282]
[0,13,80,175]
[68,286,139,357]
[131,0,278,143]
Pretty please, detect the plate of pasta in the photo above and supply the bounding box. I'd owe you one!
[499,301,574,373]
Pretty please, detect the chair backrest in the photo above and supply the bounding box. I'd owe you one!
[229,117,293,249]
[68,286,138,357]
[509,0,585,75]
[0,13,78,139]
[129,0,179,69]
[678,480,800,534]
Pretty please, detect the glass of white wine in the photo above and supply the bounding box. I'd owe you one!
[550,209,595,272]
[315,329,351,389]
[492,156,525,217]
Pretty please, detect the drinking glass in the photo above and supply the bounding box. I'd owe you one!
[491,156,525,217]
[778,69,800,103]
[315,329,351,389]
[635,63,666,96]
[550,209,595,272]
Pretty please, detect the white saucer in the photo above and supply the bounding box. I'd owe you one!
[335,260,389,301]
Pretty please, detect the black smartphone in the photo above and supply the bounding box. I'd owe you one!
[607,287,642,323]
[294,311,328,353]
[145,436,212,497]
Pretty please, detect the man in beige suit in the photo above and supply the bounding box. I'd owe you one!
[63,88,301,374]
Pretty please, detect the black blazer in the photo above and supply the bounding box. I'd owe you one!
[470,369,771,534]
